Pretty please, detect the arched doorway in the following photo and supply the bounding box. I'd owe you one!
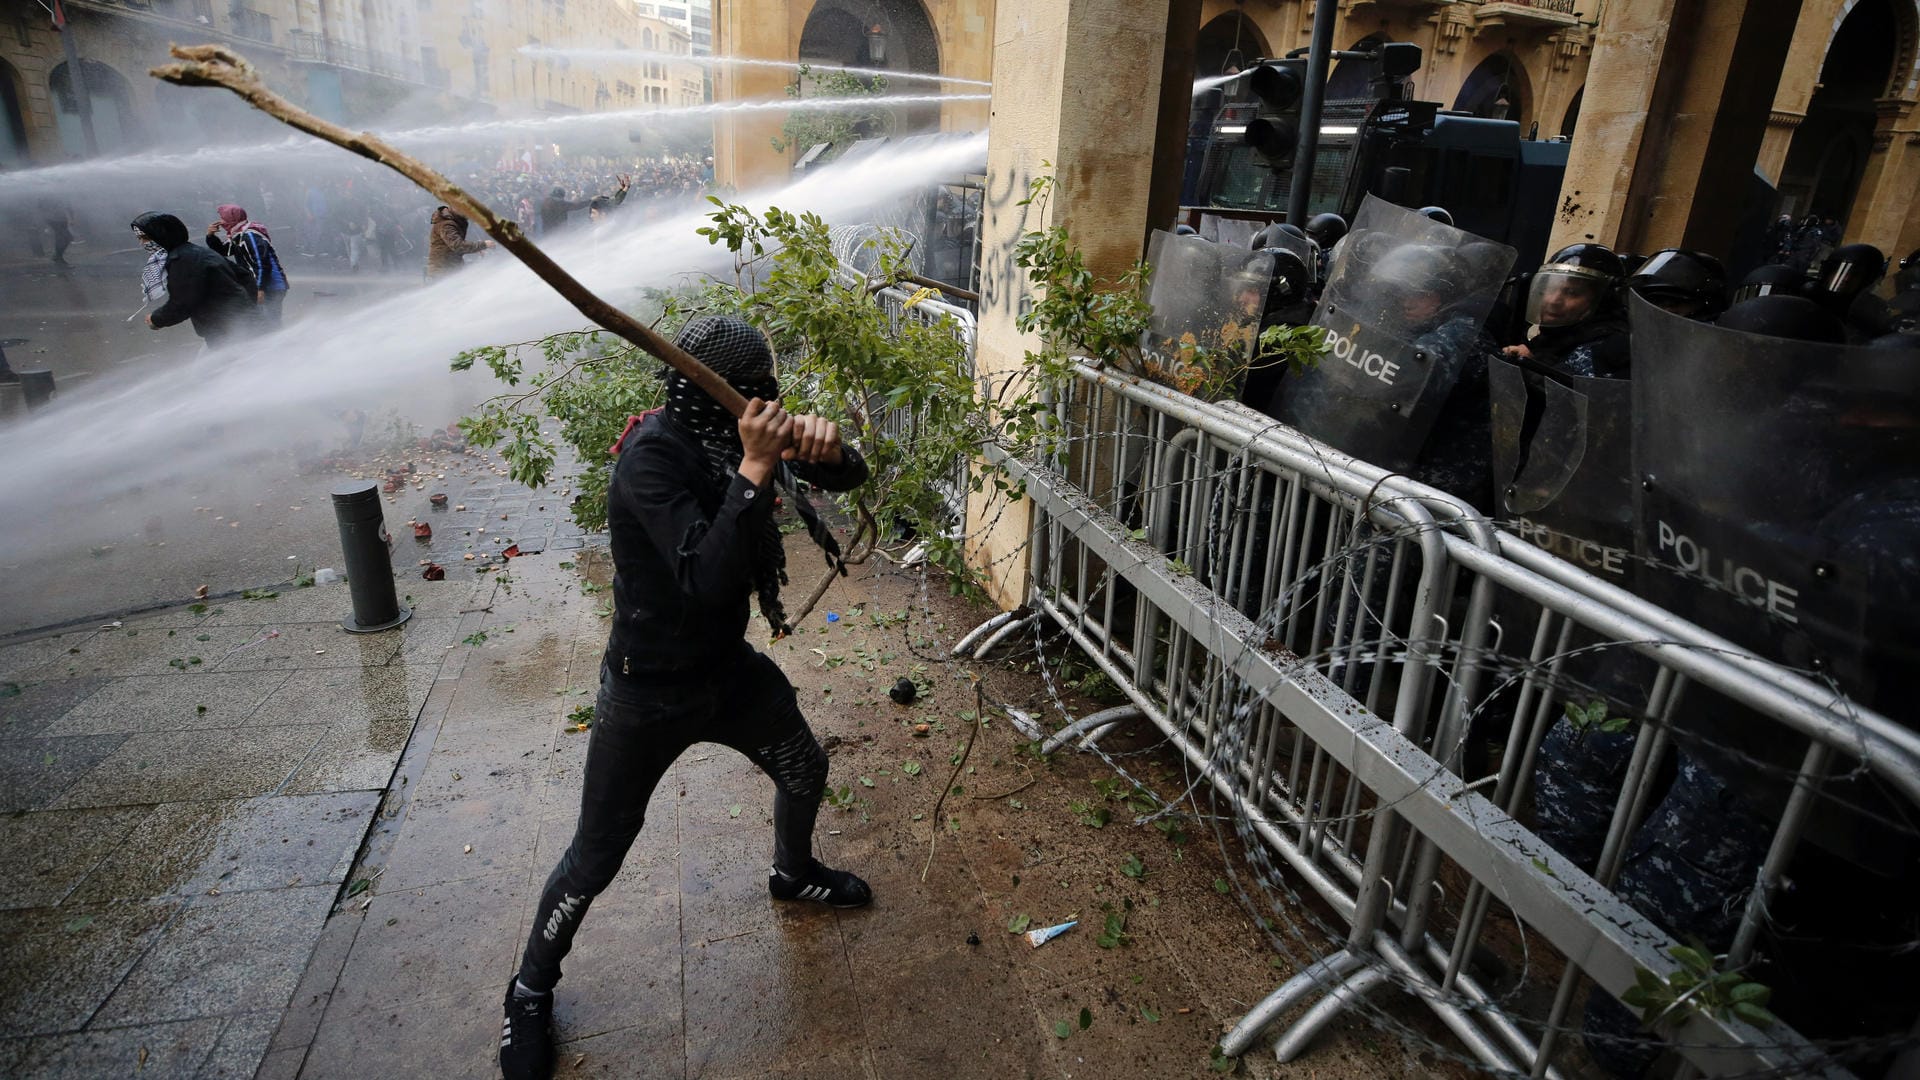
[1325,34,1388,101]
[1777,0,1903,225]
[49,59,136,156]
[1454,50,1531,127]
[0,58,28,166]
[1559,85,1583,139]
[796,0,941,137]
[1195,11,1270,77]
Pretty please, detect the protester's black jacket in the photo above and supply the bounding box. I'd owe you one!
[137,212,257,342]
[605,412,868,679]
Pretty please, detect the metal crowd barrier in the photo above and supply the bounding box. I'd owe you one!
[973,359,1919,1078]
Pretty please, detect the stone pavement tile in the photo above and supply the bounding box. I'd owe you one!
[203,624,403,673]
[278,715,415,795]
[196,584,363,628]
[251,664,437,727]
[677,829,786,945]
[1032,973,1233,1079]
[296,982,500,1080]
[69,791,381,903]
[93,885,337,1027]
[265,905,362,1057]
[43,671,294,737]
[541,887,681,1043]
[252,1045,306,1080]
[377,789,542,891]
[52,725,329,808]
[679,925,865,1079]
[458,631,585,714]
[412,724,548,802]
[0,898,181,1037]
[0,805,152,909]
[0,632,98,684]
[320,872,525,1018]
[0,734,132,812]
[553,1019,686,1080]
[0,676,112,739]
[31,625,268,680]
[9,1015,226,1079]
[389,617,466,667]
[194,1010,285,1080]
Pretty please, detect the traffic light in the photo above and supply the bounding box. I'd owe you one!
[1242,59,1306,165]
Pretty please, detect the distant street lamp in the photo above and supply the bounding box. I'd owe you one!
[866,24,887,66]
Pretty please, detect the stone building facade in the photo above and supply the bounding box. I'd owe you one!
[0,0,704,167]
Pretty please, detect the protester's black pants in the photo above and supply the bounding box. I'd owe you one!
[516,650,829,992]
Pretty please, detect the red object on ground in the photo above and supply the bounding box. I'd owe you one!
[429,493,448,507]
[500,544,521,559]
[421,562,446,581]
[381,480,399,493]
[413,522,432,540]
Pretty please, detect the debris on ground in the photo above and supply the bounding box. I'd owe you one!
[1025,920,1077,949]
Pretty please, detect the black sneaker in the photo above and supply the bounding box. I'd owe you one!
[769,859,873,908]
[499,981,555,1080]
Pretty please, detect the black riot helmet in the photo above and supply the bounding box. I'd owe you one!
[1897,249,1920,292]
[1807,243,1886,313]
[1716,294,1847,345]
[1370,243,1459,330]
[1732,263,1804,305]
[1524,243,1623,328]
[1274,222,1308,243]
[1304,212,1348,249]
[1264,247,1312,309]
[1416,206,1452,226]
[1173,223,1199,237]
[1626,248,1729,320]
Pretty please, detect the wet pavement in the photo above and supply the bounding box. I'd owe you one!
[251,549,1426,1080]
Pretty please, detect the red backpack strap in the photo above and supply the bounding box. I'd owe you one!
[608,407,665,456]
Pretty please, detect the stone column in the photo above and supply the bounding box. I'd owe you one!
[711,0,793,192]
[1548,0,1803,257]
[964,0,1174,609]
[1848,97,1920,263]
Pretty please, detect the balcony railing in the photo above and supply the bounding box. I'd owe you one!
[286,29,427,84]
[1471,0,1583,26]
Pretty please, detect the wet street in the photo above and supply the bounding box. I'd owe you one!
[0,240,470,637]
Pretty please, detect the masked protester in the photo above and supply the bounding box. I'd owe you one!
[133,212,260,345]
[499,316,872,1080]
[1505,243,1630,378]
[425,206,492,279]
[205,204,291,326]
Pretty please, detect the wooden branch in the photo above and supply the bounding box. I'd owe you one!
[902,273,978,303]
[150,44,749,418]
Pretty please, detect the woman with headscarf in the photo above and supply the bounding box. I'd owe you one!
[497,315,872,1080]
[206,204,290,326]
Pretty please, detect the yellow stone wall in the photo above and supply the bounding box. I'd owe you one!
[713,0,995,193]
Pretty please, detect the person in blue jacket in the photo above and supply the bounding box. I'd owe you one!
[207,204,290,326]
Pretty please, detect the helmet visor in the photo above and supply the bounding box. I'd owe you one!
[1731,277,1796,305]
[1816,259,1880,300]
[1525,269,1607,328]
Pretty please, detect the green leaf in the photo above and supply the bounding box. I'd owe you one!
[1141,1004,1161,1023]
[1008,912,1031,934]
[1731,1002,1778,1028]
[62,914,94,932]
[901,761,922,777]
[1213,878,1230,894]
[1054,1020,1072,1040]
[1078,1006,1092,1030]
[1727,981,1771,1006]
[462,631,489,647]
[1120,853,1147,880]
[858,776,875,788]
[1669,945,1714,977]
[727,804,743,818]
[1599,715,1633,734]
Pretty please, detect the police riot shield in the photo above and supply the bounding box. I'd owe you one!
[1488,356,1635,582]
[1141,229,1274,388]
[1632,293,1920,869]
[1271,196,1516,470]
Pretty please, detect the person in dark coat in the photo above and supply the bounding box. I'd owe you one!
[538,175,629,235]
[425,206,492,279]
[134,212,259,345]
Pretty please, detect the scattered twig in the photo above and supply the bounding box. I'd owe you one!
[971,775,1036,801]
[923,682,987,882]
[148,44,749,417]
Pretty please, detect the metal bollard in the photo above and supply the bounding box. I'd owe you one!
[17,370,55,410]
[331,483,412,633]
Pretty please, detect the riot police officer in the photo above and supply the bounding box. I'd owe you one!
[1305,213,1347,279]
[1624,248,1727,320]
[1504,243,1631,378]
[1805,242,1892,343]
[1890,249,1920,335]
[1730,262,1803,304]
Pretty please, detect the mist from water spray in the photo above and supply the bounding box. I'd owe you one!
[1192,72,1242,95]
[0,135,990,560]
[518,46,994,88]
[0,92,989,203]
